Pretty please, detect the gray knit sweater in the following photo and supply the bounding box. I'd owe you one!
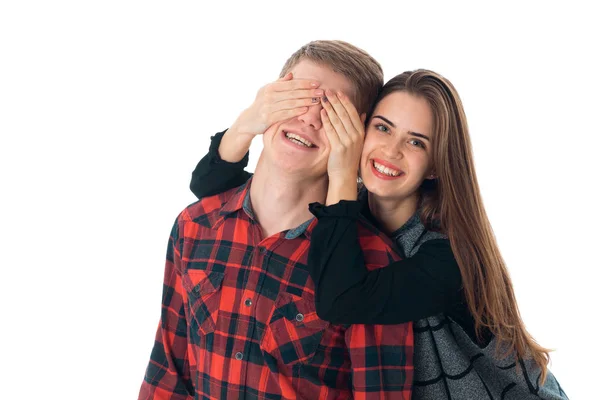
[394,213,568,399]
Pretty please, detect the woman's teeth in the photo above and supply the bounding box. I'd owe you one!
[373,160,400,177]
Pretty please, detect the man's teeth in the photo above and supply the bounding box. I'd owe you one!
[373,161,401,177]
[285,132,314,148]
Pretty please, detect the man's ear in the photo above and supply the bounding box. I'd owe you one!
[360,113,367,124]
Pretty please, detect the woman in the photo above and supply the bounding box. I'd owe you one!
[190,70,567,398]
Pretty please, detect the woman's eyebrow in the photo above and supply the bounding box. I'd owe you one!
[373,115,430,141]
[373,115,395,127]
[409,131,430,141]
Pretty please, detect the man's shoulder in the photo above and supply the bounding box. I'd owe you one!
[352,218,404,270]
[355,217,395,248]
[178,185,246,226]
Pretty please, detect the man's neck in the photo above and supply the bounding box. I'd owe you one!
[250,158,328,239]
[367,192,419,236]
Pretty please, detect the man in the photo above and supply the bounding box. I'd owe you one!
[139,40,413,399]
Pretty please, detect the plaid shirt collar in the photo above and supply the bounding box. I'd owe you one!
[211,178,314,240]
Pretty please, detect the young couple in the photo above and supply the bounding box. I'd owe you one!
[140,40,567,399]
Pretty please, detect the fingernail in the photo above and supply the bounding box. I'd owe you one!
[311,82,319,87]
[312,97,319,103]
[314,89,324,96]
[337,91,344,98]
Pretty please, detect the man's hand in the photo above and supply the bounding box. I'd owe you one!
[320,90,365,205]
[219,73,324,162]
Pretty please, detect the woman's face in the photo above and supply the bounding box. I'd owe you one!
[360,91,435,202]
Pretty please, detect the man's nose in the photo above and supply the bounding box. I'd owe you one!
[298,103,323,130]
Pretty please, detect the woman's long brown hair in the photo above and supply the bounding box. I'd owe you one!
[373,70,551,381]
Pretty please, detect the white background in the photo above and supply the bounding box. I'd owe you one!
[1,1,597,398]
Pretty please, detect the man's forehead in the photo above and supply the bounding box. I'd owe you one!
[290,60,354,95]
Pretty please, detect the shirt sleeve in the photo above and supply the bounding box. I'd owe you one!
[138,217,195,400]
[308,201,462,325]
[189,130,254,199]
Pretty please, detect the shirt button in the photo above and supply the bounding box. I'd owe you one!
[259,248,266,254]
[295,313,304,322]
[235,352,243,360]
[244,298,253,307]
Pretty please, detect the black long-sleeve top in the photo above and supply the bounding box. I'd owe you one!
[190,130,491,345]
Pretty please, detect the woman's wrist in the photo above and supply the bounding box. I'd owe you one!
[326,177,358,205]
[219,127,254,163]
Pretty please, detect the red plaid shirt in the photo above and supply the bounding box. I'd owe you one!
[139,180,414,399]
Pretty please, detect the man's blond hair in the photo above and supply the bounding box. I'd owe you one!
[280,40,383,115]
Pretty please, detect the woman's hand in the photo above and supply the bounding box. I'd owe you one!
[220,74,323,162]
[320,90,365,205]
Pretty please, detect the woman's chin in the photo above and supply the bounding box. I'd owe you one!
[364,186,395,200]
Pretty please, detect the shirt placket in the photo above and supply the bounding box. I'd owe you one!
[234,226,281,397]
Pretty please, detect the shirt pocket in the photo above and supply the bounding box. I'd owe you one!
[182,269,224,337]
[260,292,329,365]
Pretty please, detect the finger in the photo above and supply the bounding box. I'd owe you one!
[270,107,309,124]
[271,78,320,92]
[321,92,351,146]
[271,88,324,103]
[327,91,356,139]
[337,91,364,136]
[274,88,324,102]
[321,109,342,148]
[272,97,319,112]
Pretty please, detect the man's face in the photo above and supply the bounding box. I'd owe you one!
[262,60,355,178]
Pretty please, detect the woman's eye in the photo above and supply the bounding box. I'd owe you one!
[409,139,425,149]
[375,124,390,133]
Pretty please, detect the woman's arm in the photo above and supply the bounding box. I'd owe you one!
[308,201,462,325]
[189,130,253,199]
